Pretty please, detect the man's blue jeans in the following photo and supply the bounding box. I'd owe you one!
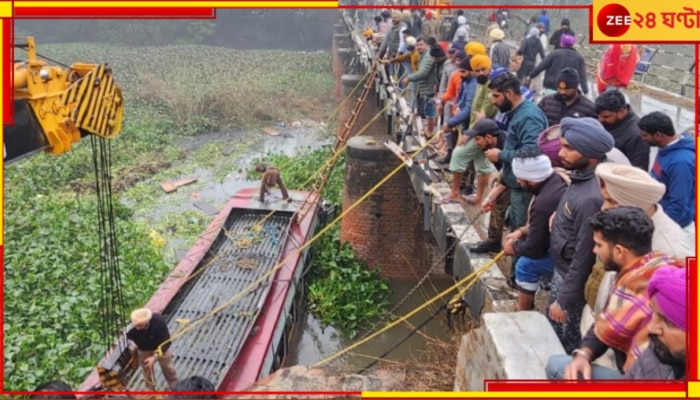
[545,354,623,380]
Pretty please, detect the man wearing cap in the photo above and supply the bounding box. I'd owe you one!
[422,10,439,40]
[581,162,693,348]
[503,147,567,311]
[549,18,575,50]
[547,117,614,354]
[515,28,546,84]
[545,207,681,380]
[459,119,510,236]
[487,28,510,70]
[435,57,477,166]
[378,10,408,81]
[624,266,687,379]
[538,68,596,127]
[595,89,650,171]
[127,308,179,391]
[447,10,464,42]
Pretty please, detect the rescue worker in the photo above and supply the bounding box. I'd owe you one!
[127,308,179,391]
[255,163,291,203]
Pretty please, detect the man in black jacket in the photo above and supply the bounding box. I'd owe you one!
[547,117,614,354]
[537,68,597,127]
[549,18,575,50]
[503,147,567,311]
[594,89,651,171]
[127,308,179,391]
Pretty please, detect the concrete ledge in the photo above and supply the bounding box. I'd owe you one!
[454,312,566,391]
[405,168,517,320]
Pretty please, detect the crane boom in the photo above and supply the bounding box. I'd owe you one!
[4,36,124,165]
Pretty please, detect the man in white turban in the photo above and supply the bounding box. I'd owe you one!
[502,147,568,310]
[127,308,179,391]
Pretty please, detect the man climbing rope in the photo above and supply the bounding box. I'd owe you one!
[255,163,291,203]
[126,308,179,391]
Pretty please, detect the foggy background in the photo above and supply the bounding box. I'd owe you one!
[14,10,338,50]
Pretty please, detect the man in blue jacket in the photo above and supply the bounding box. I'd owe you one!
[538,10,550,34]
[639,111,696,245]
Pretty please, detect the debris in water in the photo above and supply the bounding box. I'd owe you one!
[291,120,302,128]
[160,177,198,193]
[238,257,259,270]
[261,126,280,136]
[193,200,219,216]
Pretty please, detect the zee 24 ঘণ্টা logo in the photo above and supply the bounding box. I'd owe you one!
[597,3,700,38]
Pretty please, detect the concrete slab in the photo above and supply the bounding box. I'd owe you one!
[454,311,566,391]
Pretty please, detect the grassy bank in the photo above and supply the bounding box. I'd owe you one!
[4,43,335,391]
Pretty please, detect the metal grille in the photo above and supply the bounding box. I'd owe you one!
[127,209,293,390]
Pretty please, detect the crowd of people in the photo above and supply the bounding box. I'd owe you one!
[364,7,694,381]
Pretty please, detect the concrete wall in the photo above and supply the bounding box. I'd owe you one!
[454,312,565,391]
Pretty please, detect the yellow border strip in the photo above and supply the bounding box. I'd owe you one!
[362,392,687,398]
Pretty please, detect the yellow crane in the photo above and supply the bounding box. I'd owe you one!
[5,36,124,164]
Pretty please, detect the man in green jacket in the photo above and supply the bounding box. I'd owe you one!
[402,36,438,138]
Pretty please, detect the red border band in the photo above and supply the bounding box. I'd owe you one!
[14,7,217,18]
[3,18,12,125]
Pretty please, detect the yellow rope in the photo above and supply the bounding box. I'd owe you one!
[297,84,410,192]
[310,251,506,368]
[154,131,444,358]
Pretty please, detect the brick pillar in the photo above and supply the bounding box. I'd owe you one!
[340,136,437,280]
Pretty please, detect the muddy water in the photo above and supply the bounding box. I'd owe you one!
[124,120,333,260]
[286,278,466,372]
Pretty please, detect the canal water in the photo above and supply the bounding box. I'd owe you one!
[285,278,466,373]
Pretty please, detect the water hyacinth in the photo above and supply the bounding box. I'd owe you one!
[4,43,336,391]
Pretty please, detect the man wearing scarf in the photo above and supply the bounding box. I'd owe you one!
[625,266,687,379]
[582,163,693,335]
[545,206,681,379]
[547,117,614,354]
[502,148,567,311]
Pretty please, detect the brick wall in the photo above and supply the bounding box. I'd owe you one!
[340,137,439,281]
